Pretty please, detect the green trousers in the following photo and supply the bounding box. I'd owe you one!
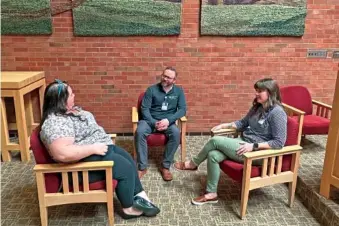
[192,136,261,193]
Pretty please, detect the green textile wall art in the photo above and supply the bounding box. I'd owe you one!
[1,0,52,35]
[73,0,182,36]
[201,0,307,36]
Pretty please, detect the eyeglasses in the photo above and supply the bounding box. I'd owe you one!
[162,74,175,80]
[55,79,65,97]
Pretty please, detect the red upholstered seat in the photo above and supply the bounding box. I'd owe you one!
[296,115,330,135]
[30,129,118,193]
[280,85,330,135]
[219,116,299,182]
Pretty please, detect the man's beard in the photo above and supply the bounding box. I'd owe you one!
[161,81,171,88]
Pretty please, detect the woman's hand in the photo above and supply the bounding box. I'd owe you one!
[236,142,254,156]
[92,143,108,156]
[211,123,230,132]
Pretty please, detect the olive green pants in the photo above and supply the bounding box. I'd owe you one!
[192,136,261,193]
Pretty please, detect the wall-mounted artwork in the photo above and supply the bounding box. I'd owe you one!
[1,0,52,35]
[201,0,307,36]
[73,0,182,36]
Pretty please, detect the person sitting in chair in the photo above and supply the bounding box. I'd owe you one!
[39,79,160,219]
[174,78,287,205]
[135,66,187,181]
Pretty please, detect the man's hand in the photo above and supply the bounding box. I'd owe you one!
[236,142,254,156]
[156,119,169,131]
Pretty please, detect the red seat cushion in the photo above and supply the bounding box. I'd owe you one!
[219,161,261,183]
[30,128,118,193]
[70,180,118,192]
[147,133,168,146]
[219,116,299,182]
[296,115,330,135]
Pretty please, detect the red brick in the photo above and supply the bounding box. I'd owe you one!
[1,0,338,133]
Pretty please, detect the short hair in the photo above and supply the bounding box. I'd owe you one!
[164,66,178,77]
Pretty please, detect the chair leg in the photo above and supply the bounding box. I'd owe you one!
[289,152,300,207]
[133,145,137,160]
[132,130,137,160]
[240,186,250,219]
[1,98,11,162]
[180,141,186,163]
[107,199,114,226]
[288,179,297,207]
[240,159,252,219]
[39,206,48,226]
[180,123,186,163]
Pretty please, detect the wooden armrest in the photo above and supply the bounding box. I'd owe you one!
[282,103,305,116]
[109,134,117,139]
[211,128,237,136]
[179,116,187,122]
[132,107,139,123]
[312,100,332,110]
[109,134,117,144]
[243,145,302,160]
[33,161,114,173]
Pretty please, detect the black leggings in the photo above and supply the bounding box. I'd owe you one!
[81,145,143,208]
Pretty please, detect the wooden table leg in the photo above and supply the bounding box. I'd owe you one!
[1,98,11,161]
[24,93,35,135]
[39,81,46,115]
[14,90,30,162]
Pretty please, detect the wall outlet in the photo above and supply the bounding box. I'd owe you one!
[333,51,339,59]
[307,49,327,58]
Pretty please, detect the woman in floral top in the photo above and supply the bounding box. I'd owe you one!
[40,80,160,219]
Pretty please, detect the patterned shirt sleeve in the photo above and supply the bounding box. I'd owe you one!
[234,108,253,131]
[267,107,287,149]
[40,114,75,145]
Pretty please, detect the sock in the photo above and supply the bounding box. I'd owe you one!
[135,191,151,202]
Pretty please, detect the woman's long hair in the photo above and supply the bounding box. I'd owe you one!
[252,78,282,116]
[39,80,69,127]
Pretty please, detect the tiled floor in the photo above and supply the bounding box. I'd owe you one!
[0,135,331,226]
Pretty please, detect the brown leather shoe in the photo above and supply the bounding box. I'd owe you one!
[159,168,173,181]
[138,169,147,179]
[191,195,218,205]
[173,161,198,171]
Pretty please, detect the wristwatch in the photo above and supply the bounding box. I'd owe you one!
[253,143,259,151]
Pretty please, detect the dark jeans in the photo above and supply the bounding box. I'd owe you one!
[134,120,180,170]
[80,145,143,208]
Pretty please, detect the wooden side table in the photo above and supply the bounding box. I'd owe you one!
[1,71,46,162]
[320,67,339,199]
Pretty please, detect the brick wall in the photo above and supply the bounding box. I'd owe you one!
[2,0,338,133]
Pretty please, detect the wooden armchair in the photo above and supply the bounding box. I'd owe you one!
[30,129,118,226]
[132,92,187,162]
[281,85,332,135]
[212,105,304,219]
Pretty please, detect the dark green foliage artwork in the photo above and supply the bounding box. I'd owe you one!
[1,0,52,35]
[73,0,182,36]
[201,0,307,36]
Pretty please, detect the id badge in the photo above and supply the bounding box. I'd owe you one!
[258,119,265,125]
[161,102,168,111]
